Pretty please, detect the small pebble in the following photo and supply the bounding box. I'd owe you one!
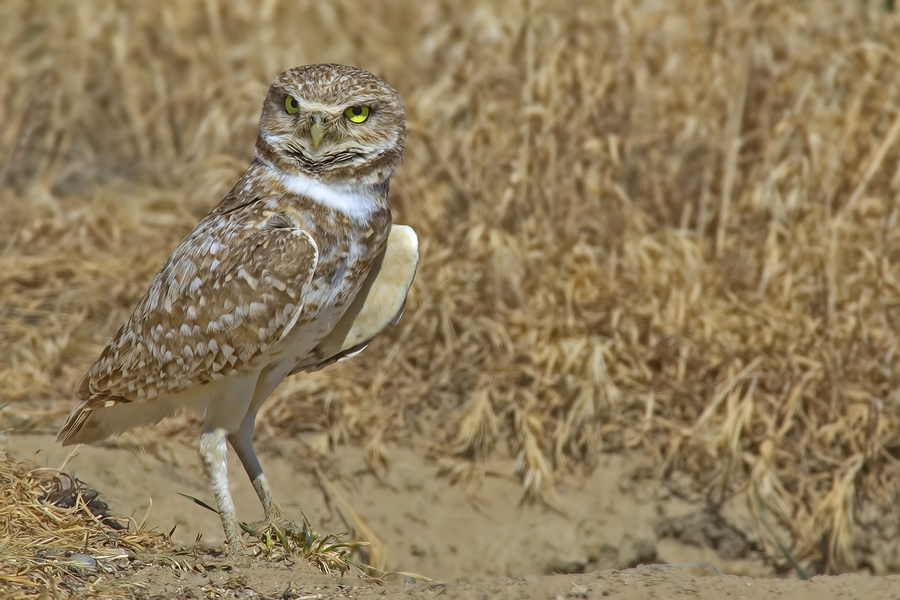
[568,584,589,598]
[69,553,98,572]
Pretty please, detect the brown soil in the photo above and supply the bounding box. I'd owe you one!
[124,565,900,600]
[7,432,898,598]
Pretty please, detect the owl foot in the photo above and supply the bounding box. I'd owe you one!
[241,515,314,554]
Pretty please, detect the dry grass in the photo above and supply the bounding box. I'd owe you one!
[2,0,900,574]
[0,449,170,598]
[0,449,365,598]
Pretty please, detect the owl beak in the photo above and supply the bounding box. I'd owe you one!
[310,120,325,151]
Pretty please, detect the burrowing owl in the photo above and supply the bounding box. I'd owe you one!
[58,64,418,552]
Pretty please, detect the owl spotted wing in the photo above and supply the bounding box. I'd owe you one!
[58,209,319,445]
[291,225,418,374]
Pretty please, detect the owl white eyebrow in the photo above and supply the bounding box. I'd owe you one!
[291,100,339,113]
[291,99,378,114]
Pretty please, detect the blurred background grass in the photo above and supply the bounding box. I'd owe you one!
[2,0,900,574]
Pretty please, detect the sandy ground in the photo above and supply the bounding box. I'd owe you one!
[131,563,900,600]
[6,431,899,598]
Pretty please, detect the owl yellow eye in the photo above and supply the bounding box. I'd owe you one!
[344,105,370,123]
[285,95,299,115]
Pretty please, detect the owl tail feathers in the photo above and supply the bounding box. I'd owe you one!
[57,395,189,446]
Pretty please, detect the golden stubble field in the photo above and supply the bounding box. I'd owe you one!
[3,0,900,597]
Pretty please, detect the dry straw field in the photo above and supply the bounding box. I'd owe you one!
[3,0,900,585]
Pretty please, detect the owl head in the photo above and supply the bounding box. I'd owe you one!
[255,64,406,186]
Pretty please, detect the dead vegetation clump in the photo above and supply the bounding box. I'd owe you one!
[0,449,368,597]
[0,449,170,598]
[2,0,900,574]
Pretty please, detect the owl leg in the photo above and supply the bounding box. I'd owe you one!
[227,414,285,522]
[198,427,244,551]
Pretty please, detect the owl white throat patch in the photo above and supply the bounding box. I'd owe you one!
[277,171,381,223]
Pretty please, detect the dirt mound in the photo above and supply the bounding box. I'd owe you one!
[4,446,900,599]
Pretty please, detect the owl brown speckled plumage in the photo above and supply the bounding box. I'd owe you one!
[57,64,419,552]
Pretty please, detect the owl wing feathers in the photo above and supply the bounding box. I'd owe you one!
[291,224,418,374]
[58,211,320,444]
